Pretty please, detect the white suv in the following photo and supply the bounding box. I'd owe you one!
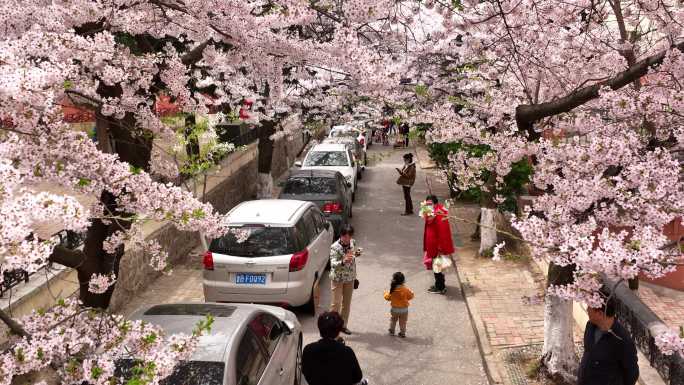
[203,200,333,313]
[297,142,359,201]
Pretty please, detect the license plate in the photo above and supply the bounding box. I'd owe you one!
[236,273,267,285]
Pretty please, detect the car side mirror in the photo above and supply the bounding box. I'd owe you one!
[281,320,294,335]
[294,161,302,167]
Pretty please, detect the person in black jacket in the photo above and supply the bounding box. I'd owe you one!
[303,311,364,385]
[400,123,410,148]
[578,288,639,385]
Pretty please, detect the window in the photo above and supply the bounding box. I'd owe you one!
[303,151,349,167]
[312,210,327,233]
[331,129,356,138]
[248,313,283,356]
[116,360,225,385]
[301,211,319,241]
[236,330,269,385]
[295,219,310,248]
[210,226,296,257]
[282,177,338,195]
[144,304,236,317]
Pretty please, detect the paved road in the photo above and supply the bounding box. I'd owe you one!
[298,147,488,385]
[121,146,489,385]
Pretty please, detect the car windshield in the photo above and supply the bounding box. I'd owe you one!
[331,130,357,138]
[116,360,224,385]
[210,226,296,257]
[304,151,349,167]
[283,177,337,195]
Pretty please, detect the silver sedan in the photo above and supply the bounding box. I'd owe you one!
[124,303,303,385]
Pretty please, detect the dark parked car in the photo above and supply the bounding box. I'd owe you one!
[278,170,352,238]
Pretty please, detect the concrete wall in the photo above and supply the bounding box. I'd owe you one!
[270,133,305,178]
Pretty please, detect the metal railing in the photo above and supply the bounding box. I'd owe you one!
[0,230,86,298]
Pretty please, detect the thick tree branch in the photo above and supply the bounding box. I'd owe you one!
[48,245,87,269]
[181,40,211,66]
[516,41,684,136]
[0,308,30,338]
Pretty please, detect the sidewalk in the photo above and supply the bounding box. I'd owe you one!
[638,282,684,332]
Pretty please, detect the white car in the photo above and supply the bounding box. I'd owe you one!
[329,124,367,152]
[203,200,334,313]
[322,136,365,176]
[125,302,303,385]
[296,142,359,201]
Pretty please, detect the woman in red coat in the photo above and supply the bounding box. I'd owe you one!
[422,195,454,294]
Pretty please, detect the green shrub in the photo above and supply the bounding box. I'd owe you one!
[427,141,533,212]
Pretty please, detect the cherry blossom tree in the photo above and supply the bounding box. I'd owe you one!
[406,0,684,381]
[0,0,418,383]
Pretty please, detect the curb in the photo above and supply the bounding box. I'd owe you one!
[453,263,504,384]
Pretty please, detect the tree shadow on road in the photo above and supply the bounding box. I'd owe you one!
[345,330,435,352]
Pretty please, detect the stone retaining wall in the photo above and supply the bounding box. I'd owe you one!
[270,133,305,178]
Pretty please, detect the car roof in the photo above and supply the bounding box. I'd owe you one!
[324,137,356,144]
[128,303,256,362]
[288,169,342,179]
[226,199,311,225]
[309,142,349,152]
[331,125,361,132]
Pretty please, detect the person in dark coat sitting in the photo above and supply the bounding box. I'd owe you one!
[303,311,364,385]
[578,287,639,385]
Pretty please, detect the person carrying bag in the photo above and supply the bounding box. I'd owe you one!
[421,195,455,294]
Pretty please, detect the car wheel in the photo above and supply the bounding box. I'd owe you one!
[294,334,303,385]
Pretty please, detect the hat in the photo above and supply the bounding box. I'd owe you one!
[403,153,413,160]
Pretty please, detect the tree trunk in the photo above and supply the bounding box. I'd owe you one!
[479,208,498,255]
[479,172,498,255]
[257,173,274,199]
[256,120,276,199]
[49,106,152,309]
[541,294,578,384]
[540,262,579,384]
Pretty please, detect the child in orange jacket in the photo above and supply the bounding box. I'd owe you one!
[383,272,414,337]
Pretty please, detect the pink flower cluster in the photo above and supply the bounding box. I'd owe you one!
[0,298,202,385]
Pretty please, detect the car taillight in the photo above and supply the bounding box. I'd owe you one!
[203,251,214,270]
[323,202,343,214]
[289,249,309,272]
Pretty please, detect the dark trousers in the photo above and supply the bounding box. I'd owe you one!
[404,135,409,147]
[402,186,413,214]
[434,272,445,290]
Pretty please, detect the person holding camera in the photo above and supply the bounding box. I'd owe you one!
[303,312,367,385]
[329,224,361,334]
